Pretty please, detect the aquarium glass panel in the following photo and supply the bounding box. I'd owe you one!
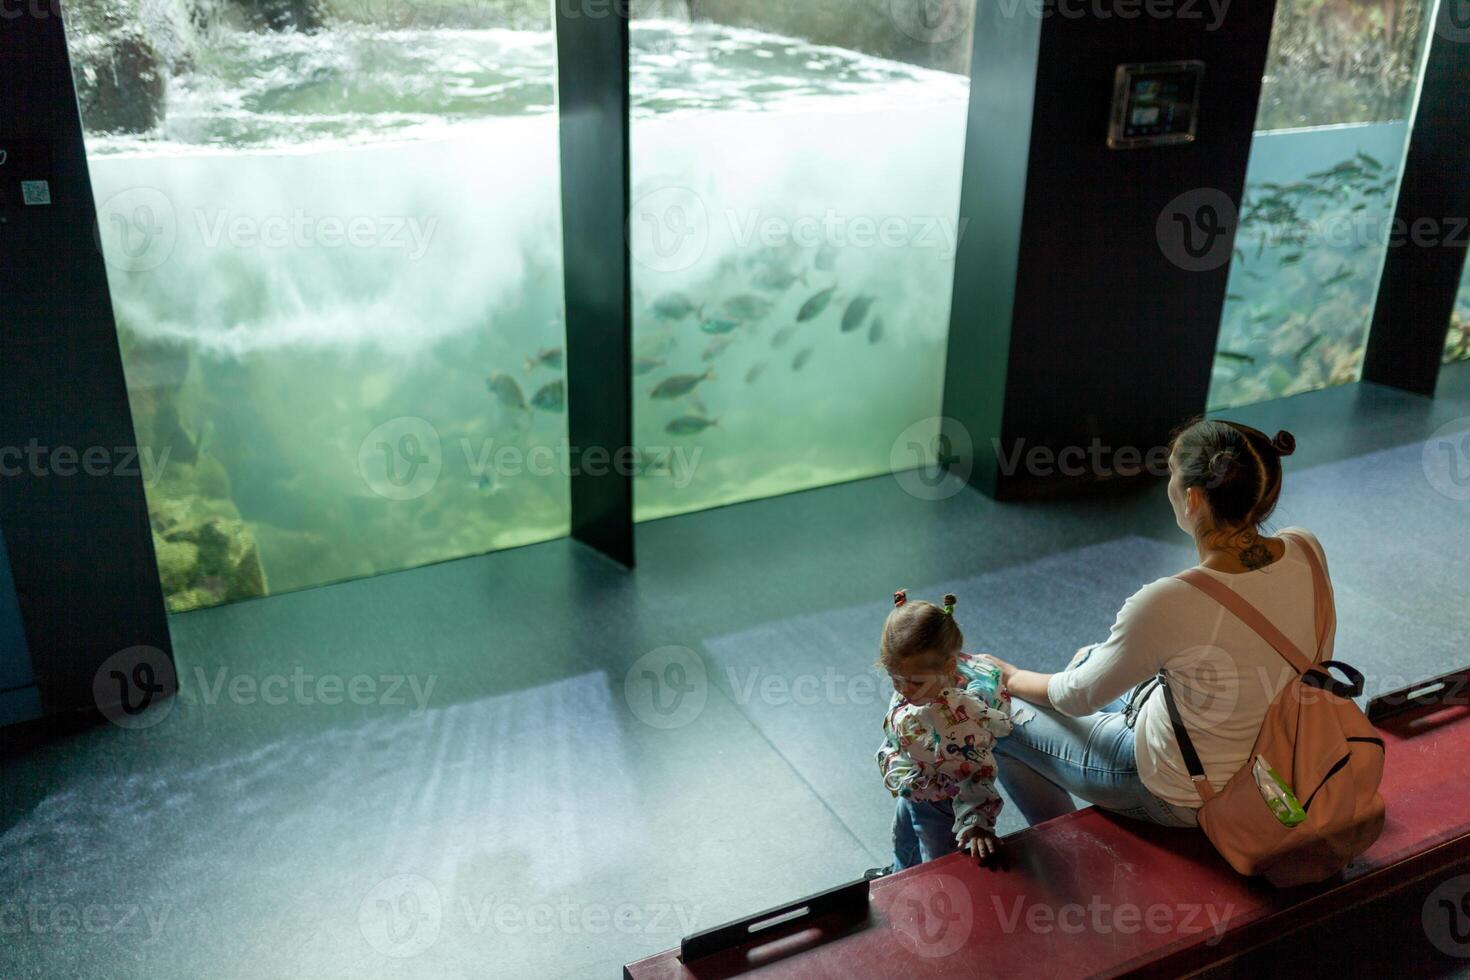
[64,2,568,611]
[1207,0,1437,411]
[1447,263,1470,364]
[627,14,971,521]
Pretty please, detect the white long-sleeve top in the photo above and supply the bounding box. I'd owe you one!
[1046,527,1334,808]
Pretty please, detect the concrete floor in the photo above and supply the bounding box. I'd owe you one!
[2,363,1468,978]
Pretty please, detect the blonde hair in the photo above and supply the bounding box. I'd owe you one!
[878,590,963,671]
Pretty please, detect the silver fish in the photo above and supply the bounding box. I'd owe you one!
[531,379,565,412]
[653,292,699,320]
[525,347,564,372]
[666,416,718,436]
[771,325,798,349]
[745,362,767,384]
[650,370,713,400]
[868,316,885,345]
[842,295,875,333]
[487,372,528,412]
[630,448,673,477]
[792,347,813,371]
[702,335,736,362]
[797,286,836,323]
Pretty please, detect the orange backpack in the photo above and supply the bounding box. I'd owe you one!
[1160,531,1386,887]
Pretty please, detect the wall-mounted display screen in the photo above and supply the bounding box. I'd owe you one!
[1108,62,1204,149]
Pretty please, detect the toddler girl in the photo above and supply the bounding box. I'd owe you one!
[872,589,1012,875]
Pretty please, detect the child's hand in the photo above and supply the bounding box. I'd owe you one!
[958,826,1004,869]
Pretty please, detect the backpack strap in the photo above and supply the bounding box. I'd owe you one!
[1282,530,1335,660]
[1157,673,1216,803]
[1172,569,1318,676]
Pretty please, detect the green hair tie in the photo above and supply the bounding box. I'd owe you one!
[942,593,957,616]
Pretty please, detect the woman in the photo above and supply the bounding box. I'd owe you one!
[979,417,1334,830]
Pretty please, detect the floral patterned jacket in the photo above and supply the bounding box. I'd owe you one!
[876,652,1013,841]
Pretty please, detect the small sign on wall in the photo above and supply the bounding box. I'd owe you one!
[1108,61,1205,149]
[0,140,55,207]
[20,180,51,206]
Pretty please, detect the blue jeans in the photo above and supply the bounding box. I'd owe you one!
[992,682,1199,829]
[888,653,1196,869]
[891,797,958,871]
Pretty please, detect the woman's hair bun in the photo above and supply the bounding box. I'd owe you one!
[943,593,958,608]
[1270,430,1296,457]
[893,589,908,608]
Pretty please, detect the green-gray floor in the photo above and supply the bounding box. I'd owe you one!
[2,364,1469,979]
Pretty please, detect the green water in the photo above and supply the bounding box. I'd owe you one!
[628,25,966,520]
[72,16,967,610]
[1207,123,1412,411]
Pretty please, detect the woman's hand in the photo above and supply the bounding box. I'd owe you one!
[957,825,1004,869]
[978,653,1053,707]
[977,653,1017,686]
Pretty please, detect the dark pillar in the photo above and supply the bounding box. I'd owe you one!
[1361,7,1470,397]
[0,526,41,727]
[0,4,175,719]
[943,0,1279,499]
[556,1,635,566]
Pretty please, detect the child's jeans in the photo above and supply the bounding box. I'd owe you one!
[891,797,958,871]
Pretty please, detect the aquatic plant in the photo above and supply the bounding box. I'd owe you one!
[1256,0,1432,130]
[1447,296,1470,365]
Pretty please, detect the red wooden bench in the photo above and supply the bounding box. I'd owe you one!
[626,670,1470,979]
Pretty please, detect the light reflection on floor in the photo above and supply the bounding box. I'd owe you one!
[0,672,641,978]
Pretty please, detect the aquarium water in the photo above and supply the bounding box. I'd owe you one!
[73,17,966,609]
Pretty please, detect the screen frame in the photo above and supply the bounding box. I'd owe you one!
[1107,60,1205,150]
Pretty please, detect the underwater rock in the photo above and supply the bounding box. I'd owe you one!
[195,518,266,595]
[153,509,268,613]
[1445,314,1469,364]
[73,29,167,135]
[229,0,326,32]
[191,453,235,502]
[153,536,200,596]
[150,400,200,467]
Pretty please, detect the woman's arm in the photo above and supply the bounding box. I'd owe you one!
[982,579,1181,716]
[983,660,1052,706]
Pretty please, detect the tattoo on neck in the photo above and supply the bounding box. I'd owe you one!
[1238,540,1273,569]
